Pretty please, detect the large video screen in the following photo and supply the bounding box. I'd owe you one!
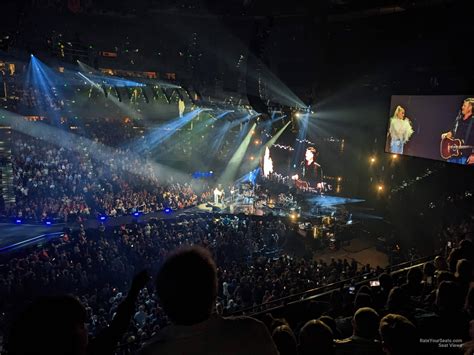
[386,95,474,165]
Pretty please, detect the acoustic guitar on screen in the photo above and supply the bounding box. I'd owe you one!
[440,136,474,160]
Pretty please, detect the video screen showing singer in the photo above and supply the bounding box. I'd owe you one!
[294,147,323,191]
[302,147,320,181]
[440,98,474,165]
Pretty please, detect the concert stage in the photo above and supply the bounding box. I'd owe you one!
[197,191,369,220]
[194,185,390,268]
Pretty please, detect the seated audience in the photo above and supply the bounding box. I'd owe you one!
[400,267,423,299]
[379,314,418,355]
[374,273,393,310]
[417,281,470,343]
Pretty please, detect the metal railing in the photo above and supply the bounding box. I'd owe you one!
[228,254,437,317]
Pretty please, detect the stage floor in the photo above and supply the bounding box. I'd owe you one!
[304,194,365,208]
[197,193,370,219]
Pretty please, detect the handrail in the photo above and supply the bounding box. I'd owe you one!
[227,254,437,317]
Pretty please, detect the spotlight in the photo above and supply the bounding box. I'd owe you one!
[377,185,383,191]
[45,220,52,226]
[164,207,172,214]
[289,212,300,220]
[392,154,398,159]
[295,112,301,118]
[99,215,107,221]
[133,212,141,217]
[370,157,376,163]
[15,218,23,224]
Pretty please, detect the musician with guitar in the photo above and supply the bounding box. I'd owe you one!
[440,98,474,164]
[294,147,323,191]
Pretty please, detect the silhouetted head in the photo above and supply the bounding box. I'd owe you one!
[436,281,464,312]
[155,246,217,325]
[272,325,297,355]
[352,307,380,339]
[379,314,418,355]
[7,295,88,355]
[299,320,334,355]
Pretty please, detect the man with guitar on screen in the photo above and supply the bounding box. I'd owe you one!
[294,147,323,191]
[440,98,474,165]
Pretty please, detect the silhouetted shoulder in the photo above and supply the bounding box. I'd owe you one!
[138,315,278,355]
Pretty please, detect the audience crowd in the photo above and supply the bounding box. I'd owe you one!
[0,215,284,349]
[0,210,396,353]
[2,132,203,222]
[2,227,472,355]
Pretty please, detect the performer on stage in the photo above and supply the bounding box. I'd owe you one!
[229,185,236,203]
[388,105,414,154]
[213,185,224,205]
[441,98,474,164]
[302,146,322,184]
[263,147,273,178]
[178,98,185,118]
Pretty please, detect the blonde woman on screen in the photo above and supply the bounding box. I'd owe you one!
[388,106,414,154]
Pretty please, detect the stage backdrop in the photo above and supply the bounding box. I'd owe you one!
[386,95,474,163]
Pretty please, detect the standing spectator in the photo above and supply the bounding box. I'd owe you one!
[134,305,148,328]
[139,246,278,355]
